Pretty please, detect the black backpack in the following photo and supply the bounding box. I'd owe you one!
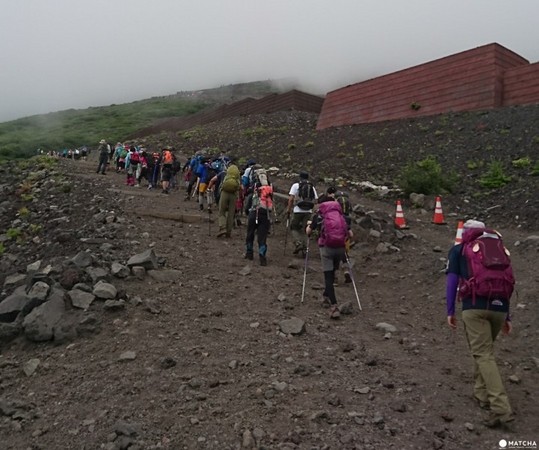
[335,191,352,216]
[296,180,316,210]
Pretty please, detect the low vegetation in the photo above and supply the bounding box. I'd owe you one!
[398,155,457,195]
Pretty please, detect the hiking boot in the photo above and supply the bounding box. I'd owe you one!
[225,233,231,238]
[344,272,352,283]
[184,195,190,201]
[321,296,331,308]
[260,256,267,266]
[483,413,515,430]
[293,244,302,255]
[199,204,204,211]
[329,305,341,319]
[216,230,227,238]
[244,252,254,260]
[333,276,339,286]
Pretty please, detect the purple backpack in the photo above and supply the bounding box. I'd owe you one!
[318,201,348,248]
[459,228,515,302]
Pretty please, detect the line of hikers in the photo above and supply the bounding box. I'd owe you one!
[96,139,357,318]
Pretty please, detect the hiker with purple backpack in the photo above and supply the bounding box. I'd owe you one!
[446,219,515,430]
[306,199,353,319]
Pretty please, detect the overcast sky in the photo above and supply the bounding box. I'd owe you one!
[1,0,538,122]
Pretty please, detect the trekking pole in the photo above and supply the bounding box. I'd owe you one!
[283,217,290,256]
[301,237,310,303]
[345,251,362,311]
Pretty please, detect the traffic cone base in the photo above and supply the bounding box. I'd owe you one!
[432,196,446,225]
[454,220,464,245]
[394,200,409,229]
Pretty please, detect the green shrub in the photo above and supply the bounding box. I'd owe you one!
[287,143,296,150]
[531,161,539,176]
[399,155,457,195]
[511,157,532,168]
[0,242,4,255]
[304,141,314,148]
[18,207,30,217]
[6,228,22,240]
[479,161,512,188]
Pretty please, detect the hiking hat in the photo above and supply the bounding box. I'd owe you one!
[327,186,336,195]
[463,219,485,229]
[299,171,309,180]
[99,139,106,144]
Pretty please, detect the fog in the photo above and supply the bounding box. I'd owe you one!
[1,0,538,123]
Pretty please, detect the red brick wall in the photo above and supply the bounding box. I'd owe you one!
[503,62,539,106]
[317,43,529,130]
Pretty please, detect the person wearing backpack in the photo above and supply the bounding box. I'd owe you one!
[216,158,241,238]
[287,172,318,256]
[446,219,515,429]
[244,171,274,266]
[96,139,109,175]
[306,200,353,319]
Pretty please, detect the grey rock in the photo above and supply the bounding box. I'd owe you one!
[127,249,158,270]
[23,287,66,342]
[3,273,26,288]
[131,266,146,280]
[0,321,22,342]
[68,289,95,310]
[279,317,306,335]
[103,300,125,311]
[70,251,93,268]
[376,322,397,333]
[86,267,108,284]
[23,358,40,377]
[111,262,130,278]
[410,193,426,208]
[26,260,42,273]
[0,285,30,322]
[119,351,137,361]
[339,301,354,315]
[92,281,117,299]
[242,429,255,448]
[27,281,50,302]
[72,282,92,293]
[239,265,251,276]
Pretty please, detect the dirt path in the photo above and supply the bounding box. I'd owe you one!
[1,157,537,449]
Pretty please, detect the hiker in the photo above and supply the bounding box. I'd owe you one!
[216,158,241,238]
[196,157,212,211]
[185,151,204,200]
[244,168,273,266]
[287,171,318,256]
[136,149,149,187]
[96,139,109,174]
[319,187,353,284]
[446,219,514,429]
[160,148,174,194]
[124,146,139,186]
[306,200,353,319]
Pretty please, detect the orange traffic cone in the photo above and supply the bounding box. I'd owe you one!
[394,200,408,229]
[432,196,446,225]
[454,220,464,245]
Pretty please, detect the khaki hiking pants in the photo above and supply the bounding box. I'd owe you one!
[462,308,512,419]
[218,190,237,235]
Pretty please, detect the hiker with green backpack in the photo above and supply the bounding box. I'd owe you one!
[216,157,241,238]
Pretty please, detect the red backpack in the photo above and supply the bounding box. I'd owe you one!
[318,201,348,248]
[459,228,515,302]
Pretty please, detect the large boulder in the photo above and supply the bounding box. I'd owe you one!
[22,288,66,342]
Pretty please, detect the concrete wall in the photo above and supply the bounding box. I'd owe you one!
[317,43,532,130]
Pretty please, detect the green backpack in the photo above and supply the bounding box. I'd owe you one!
[221,165,240,193]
